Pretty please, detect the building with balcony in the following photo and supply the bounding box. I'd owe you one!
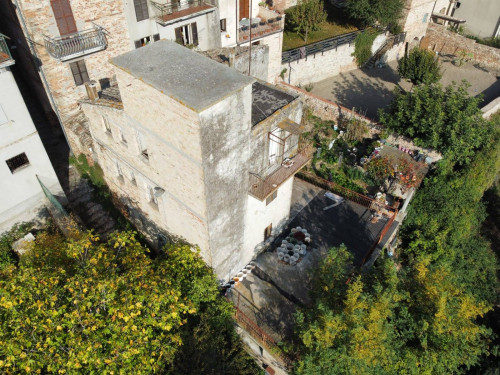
[0,34,64,232]
[79,40,309,279]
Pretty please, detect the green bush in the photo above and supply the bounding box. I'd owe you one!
[353,29,378,67]
[398,47,441,85]
[0,222,33,269]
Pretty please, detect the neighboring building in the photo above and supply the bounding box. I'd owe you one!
[401,0,437,48]
[0,34,64,233]
[451,0,500,38]
[80,41,309,279]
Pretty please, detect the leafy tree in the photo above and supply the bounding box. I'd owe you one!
[286,0,327,42]
[344,0,404,28]
[398,47,441,85]
[0,230,262,374]
[379,82,493,165]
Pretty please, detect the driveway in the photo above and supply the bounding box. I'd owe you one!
[311,58,500,119]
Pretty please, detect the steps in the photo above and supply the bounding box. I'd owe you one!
[364,35,396,69]
[67,166,116,237]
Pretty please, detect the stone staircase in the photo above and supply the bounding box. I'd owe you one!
[364,34,396,69]
[67,166,116,237]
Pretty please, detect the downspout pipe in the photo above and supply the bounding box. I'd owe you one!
[12,0,74,156]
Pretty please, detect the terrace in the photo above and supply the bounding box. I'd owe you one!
[151,0,216,26]
[238,6,284,44]
[44,26,107,61]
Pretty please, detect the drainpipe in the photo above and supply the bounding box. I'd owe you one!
[12,0,74,156]
[248,0,253,76]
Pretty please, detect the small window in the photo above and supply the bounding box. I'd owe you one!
[103,116,111,134]
[264,223,272,240]
[137,132,149,160]
[134,35,151,49]
[153,33,160,42]
[422,13,428,23]
[266,190,278,205]
[119,127,127,144]
[130,171,137,185]
[134,0,149,22]
[116,161,124,180]
[220,18,227,32]
[0,104,8,125]
[69,60,89,86]
[6,152,30,173]
[147,185,158,208]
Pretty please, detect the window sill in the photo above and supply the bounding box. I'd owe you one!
[10,164,31,174]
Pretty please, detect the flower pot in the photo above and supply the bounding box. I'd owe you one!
[242,269,248,278]
[233,277,240,285]
[283,254,290,263]
[278,252,284,260]
[237,272,244,280]
[246,264,254,273]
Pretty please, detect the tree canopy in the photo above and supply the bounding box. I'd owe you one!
[286,0,327,42]
[378,81,493,165]
[0,230,262,374]
[344,0,404,28]
[398,48,442,85]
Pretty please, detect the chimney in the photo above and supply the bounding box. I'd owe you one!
[85,80,99,101]
[228,50,235,67]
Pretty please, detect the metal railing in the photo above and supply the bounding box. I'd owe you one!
[44,26,107,61]
[238,16,284,43]
[282,28,405,64]
[152,0,213,21]
[0,33,13,65]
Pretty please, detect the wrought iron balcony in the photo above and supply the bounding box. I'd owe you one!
[44,26,107,61]
[152,0,215,26]
[0,33,14,68]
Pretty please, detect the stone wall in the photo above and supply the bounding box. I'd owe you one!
[423,23,500,70]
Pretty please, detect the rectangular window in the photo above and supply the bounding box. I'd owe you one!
[153,33,160,42]
[147,185,158,208]
[69,60,89,86]
[134,35,151,49]
[102,116,111,134]
[266,190,277,205]
[264,223,272,240]
[119,127,127,144]
[116,161,124,180]
[6,152,30,173]
[137,132,149,160]
[130,171,137,185]
[50,0,77,36]
[220,18,227,32]
[134,0,149,22]
[174,23,198,46]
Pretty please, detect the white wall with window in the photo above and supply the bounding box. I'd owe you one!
[0,66,64,233]
[242,175,294,262]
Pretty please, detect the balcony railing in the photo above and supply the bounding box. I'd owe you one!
[152,0,215,25]
[238,8,284,43]
[249,147,312,200]
[0,33,14,68]
[44,26,107,61]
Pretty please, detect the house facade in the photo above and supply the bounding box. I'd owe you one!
[0,35,64,233]
[80,40,308,279]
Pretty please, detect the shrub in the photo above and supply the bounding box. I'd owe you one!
[397,47,441,85]
[353,29,378,67]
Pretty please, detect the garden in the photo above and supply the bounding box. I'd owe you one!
[300,111,427,205]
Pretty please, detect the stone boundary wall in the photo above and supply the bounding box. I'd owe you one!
[423,23,500,71]
[278,82,442,161]
[482,96,500,119]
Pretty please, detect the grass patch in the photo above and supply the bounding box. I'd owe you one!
[283,3,358,51]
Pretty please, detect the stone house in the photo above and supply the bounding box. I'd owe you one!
[80,40,309,279]
[0,34,64,233]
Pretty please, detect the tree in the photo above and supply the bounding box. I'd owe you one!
[398,47,441,85]
[344,0,404,28]
[379,82,493,165]
[0,230,262,374]
[286,0,327,42]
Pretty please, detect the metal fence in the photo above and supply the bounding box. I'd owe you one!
[0,33,13,62]
[282,28,406,64]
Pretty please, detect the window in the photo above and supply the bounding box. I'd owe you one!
[153,33,160,42]
[69,60,89,86]
[6,152,30,173]
[266,190,277,205]
[102,116,111,134]
[130,171,137,185]
[119,127,127,144]
[137,132,149,160]
[134,35,151,49]
[147,185,158,207]
[239,0,249,20]
[0,104,8,125]
[264,223,272,240]
[50,0,77,36]
[116,161,124,180]
[134,0,149,22]
[174,23,198,46]
[220,18,227,32]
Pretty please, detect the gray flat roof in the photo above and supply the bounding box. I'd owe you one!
[111,40,254,112]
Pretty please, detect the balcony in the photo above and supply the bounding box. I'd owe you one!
[152,0,216,26]
[0,33,14,68]
[249,147,311,201]
[44,26,107,61]
[238,7,284,44]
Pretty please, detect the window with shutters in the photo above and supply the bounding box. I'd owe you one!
[174,23,198,46]
[134,0,149,22]
[51,0,77,36]
[6,153,30,173]
[69,60,89,86]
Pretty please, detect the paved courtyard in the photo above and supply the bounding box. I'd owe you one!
[230,178,396,344]
[311,58,500,119]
